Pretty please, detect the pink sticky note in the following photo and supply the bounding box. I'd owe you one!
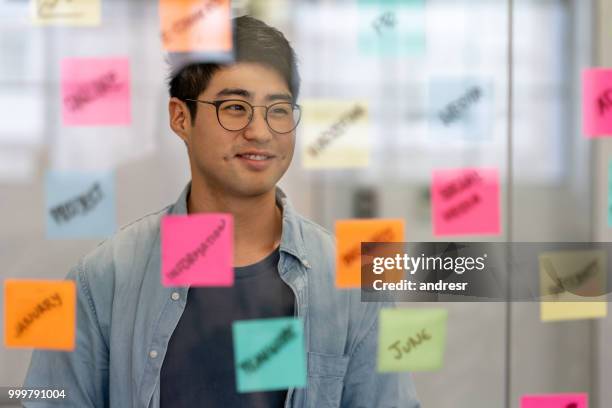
[61,57,131,126]
[432,168,500,236]
[521,393,588,408]
[583,68,612,136]
[161,214,233,287]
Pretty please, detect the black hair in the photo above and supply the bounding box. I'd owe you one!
[168,15,300,123]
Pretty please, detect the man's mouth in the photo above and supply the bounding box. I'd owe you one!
[237,153,272,161]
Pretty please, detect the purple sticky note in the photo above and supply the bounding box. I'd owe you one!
[521,393,588,408]
[432,168,500,236]
[61,57,131,126]
[583,68,612,136]
[161,214,233,287]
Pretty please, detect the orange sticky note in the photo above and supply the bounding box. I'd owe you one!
[159,0,232,53]
[4,280,76,350]
[336,219,405,288]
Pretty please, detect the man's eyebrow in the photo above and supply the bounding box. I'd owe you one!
[215,88,252,98]
[265,93,293,102]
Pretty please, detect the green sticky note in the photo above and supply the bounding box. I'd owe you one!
[377,308,448,372]
[232,317,306,393]
[358,0,426,56]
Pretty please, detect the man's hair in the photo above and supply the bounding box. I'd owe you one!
[168,15,300,123]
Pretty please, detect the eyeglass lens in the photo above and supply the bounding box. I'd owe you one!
[217,100,300,133]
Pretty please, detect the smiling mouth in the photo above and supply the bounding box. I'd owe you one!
[236,153,274,161]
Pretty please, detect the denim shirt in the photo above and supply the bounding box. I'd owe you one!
[24,184,421,408]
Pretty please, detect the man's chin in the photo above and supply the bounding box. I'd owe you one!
[229,181,278,199]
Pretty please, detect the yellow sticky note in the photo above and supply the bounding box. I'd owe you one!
[159,0,232,53]
[539,250,608,321]
[4,279,76,350]
[31,0,101,26]
[301,100,369,169]
[336,219,404,288]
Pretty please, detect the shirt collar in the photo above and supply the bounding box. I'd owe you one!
[169,182,311,269]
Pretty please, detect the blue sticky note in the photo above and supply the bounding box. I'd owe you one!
[358,0,426,56]
[45,171,116,239]
[429,77,494,141]
[609,159,612,226]
[232,317,306,393]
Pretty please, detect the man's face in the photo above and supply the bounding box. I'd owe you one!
[182,62,296,198]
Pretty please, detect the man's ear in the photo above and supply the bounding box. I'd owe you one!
[169,97,193,144]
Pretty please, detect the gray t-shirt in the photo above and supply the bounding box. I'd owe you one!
[160,247,295,407]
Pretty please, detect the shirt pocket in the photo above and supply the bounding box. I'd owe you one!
[305,351,349,408]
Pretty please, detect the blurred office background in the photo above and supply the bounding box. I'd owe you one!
[1,0,611,406]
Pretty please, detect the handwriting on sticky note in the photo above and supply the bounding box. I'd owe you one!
[432,168,500,236]
[238,325,296,374]
[161,0,222,44]
[64,72,121,112]
[4,279,76,350]
[544,258,599,297]
[438,86,482,126]
[342,227,394,266]
[439,170,482,221]
[372,11,396,35]
[61,58,131,126]
[583,68,612,136]
[49,182,103,224]
[598,89,612,116]
[388,328,431,360]
[37,0,83,18]
[307,104,365,157]
[167,218,226,279]
[15,293,63,338]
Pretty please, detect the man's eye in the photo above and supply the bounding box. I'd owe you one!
[271,107,290,115]
[224,104,247,112]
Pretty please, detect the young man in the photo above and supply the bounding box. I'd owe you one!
[24,16,420,407]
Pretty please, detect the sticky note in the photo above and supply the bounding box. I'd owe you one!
[539,250,607,322]
[301,100,369,169]
[583,68,612,136]
[161,214,233,287]
[608,159,612,226]
[377,308,448,372]
[336,219,404,288]
[429,78,494,141]
[432,168,500,236]
[159,0,232,55]
[61,57,131,126]
[4,279,76,350]
[31,0,101,26]
[358,0,425,55]
[521,393,588,408]
[232,317,306,393]
[45,171,116,239]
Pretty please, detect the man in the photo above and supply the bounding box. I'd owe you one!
[24,16,420,407]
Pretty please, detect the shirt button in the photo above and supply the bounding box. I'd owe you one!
[149,350,158,359]
[171,292,180,301]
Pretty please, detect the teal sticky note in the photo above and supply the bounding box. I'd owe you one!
[45,171,116,239]
[358,0,426,56]
[232,317,306,393]
[608,159,612,226]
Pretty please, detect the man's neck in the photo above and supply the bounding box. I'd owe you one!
[187,181,282,267]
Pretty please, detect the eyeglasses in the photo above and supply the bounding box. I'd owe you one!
[184,98,302,134]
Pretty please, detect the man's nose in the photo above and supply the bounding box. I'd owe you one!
[242,107,272,142]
